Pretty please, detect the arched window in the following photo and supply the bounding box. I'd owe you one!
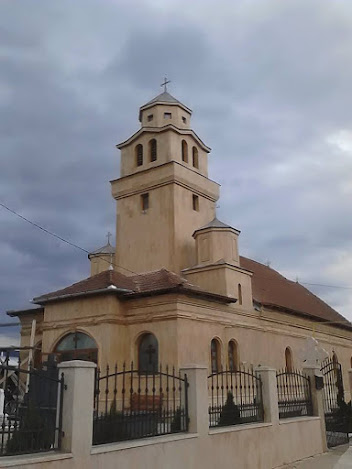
[192,146,199,168]
[55,331,98,363]
[149,139,157,162]
[285,347,293,372]
[181,140,188,163]
[238,284,243,305]
[136,144,143,166]
[228,340,239,371]
[138,333,158,373]
[211,339,221,373]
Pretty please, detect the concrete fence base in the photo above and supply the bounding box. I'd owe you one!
[0,361,328,469]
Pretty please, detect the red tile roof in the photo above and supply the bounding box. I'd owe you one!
[240,256,350,327]
[30,259,350,328]
[32,268,232,304]
[32,270,135,302]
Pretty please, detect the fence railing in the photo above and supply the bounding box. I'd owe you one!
[0,355,64,456]
[208,367,264,428]
[276,369,313,419]
[93,363,189,445]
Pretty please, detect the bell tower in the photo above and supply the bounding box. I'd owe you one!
[111,85,219,275]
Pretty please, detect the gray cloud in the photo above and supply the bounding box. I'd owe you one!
[1,0,352,340]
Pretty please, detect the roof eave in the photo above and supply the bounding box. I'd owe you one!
[33,286,133,305]
[122,285,236,304]
[260,301,352,331]
[193,225,241,238]
[7,306,44,318]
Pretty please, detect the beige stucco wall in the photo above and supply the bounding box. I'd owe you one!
[112,162,219,274]
[119,131,208,179]
[120,131,171,177]
[0,418,325,469]
[23,289,352,400]
[20,288,352,403]
[89,254,112,276]
[140,103,191,129]
[195,228,240,266]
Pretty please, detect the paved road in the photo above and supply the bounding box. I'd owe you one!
[282,445,352,468]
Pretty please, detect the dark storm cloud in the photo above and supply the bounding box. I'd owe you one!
[1,0,352,333]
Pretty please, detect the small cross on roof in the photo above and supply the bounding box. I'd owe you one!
[160,76,171,92]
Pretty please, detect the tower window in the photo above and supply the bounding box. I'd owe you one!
[164,112,172,119]
[147,114,153,122]
[192,146,199,169]
[136,144,143,166]
[182,116,187,124]
[228,340,239,372]
[285,347,293,372]
[192,194,199,211]
[182,140,188,163]
[238,284,243,305]
[149,139,157,162]
[141,193,149,211]
[138,333,158,373]
[211,339,221,373]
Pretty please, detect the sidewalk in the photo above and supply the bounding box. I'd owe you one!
[281,444,352,468]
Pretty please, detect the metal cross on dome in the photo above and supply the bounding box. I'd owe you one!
[106,231,112,244]
[160,77,171,92]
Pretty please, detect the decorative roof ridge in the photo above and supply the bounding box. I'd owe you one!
[116,125,210,152]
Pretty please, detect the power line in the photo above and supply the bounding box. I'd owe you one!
[300,281,352,290]
[1,202,352,290]
[0,202,137,275]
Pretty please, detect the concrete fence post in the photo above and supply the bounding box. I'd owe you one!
[303,365,327,452]
[254,367,279,425]
[180,365,208,436]
[57,360,96,457]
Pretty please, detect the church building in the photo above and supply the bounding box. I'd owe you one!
[9,89,352,390]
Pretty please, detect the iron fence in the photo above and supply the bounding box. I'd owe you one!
[320,358,350,447]
[93,362,189,445]
[0,353,64,456]
[208,367,263,428]
[276,369,313,419]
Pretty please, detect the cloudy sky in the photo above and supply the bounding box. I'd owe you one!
[1,0,352,345]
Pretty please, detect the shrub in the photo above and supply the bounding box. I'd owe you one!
[170,407,188,432]
[218,392,241,426]
[6,402,54,454]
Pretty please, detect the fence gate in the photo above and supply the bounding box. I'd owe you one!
[320,358,349,448]
[0,353,65,456]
